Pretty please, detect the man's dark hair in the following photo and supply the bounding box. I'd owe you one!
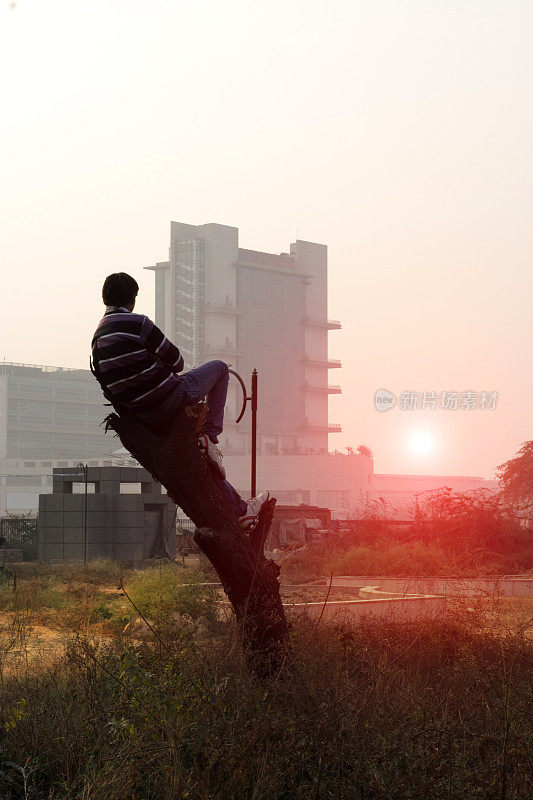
[102,273,139,307]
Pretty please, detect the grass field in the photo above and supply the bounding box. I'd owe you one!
[0,558,531,799]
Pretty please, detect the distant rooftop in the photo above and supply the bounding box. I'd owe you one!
[0,362,92,381]
[238,247,296,271]
[374,473,492,480]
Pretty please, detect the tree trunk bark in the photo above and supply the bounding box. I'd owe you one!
[105,405,288,675]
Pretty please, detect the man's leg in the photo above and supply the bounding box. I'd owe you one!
[218,478,247,517]
[217,479,270,528]
[179,360,229,444]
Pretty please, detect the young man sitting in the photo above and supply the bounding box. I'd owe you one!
[91,272,269,529]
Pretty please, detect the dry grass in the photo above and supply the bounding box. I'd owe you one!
[0,561,531,799]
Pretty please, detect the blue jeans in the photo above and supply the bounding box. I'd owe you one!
[178,360,229,445]
[217,480,247,517]
[179,361,247,516]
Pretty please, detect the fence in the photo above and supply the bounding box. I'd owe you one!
[0,516,39,561]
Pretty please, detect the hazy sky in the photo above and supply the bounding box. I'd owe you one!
[1,0,531,478]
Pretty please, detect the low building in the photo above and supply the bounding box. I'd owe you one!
[371,473,499,520]
[38,466,176,564]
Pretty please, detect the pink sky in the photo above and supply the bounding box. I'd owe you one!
[1,0,531,478]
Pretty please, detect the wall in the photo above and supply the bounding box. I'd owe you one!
[38,466,176,563]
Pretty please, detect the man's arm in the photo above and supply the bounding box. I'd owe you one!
[140,317,184,373]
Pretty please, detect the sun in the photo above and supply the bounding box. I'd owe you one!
[409,429,434,456]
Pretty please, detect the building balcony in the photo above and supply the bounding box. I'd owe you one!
[203,302,244,316]
[299,420,342,433]
[301,355,342,369]
[302,316,341,330]
[144,261,170,272]
[302,382,342,394]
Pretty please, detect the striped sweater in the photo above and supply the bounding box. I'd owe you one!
[91,308,184,410]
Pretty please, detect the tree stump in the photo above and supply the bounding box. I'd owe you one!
[105,405,288,675]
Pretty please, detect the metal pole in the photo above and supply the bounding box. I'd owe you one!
[83,465,88,565]
[251,369,257,498]
[228,368,259,498]
[76,463,88,565]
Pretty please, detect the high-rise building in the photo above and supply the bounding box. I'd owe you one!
[145,222,342,457]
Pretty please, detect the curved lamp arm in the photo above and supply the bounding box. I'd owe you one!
[229,369,249,423]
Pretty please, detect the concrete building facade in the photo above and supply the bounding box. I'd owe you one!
[38,466,176,563]
[0,362,109,462]
[145,222,342,457]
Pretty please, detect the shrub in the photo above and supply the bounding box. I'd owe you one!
[88,602,114,623]
[0,575,66,612]
[57,558,126,586]
[325,541,453,576]
[412,487,531,554]
[124,563,218,630]
[282,489,533,581]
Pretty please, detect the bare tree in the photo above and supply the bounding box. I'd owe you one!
[105,404,288,676]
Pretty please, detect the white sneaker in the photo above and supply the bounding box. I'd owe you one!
[239,490,270,530]
[198,434,226,479]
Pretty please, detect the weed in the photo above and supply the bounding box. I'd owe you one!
[9,558,126,586]
[124,563,219,633]
[88,602,114,623]
[0,610,530,799]
[0,576,66,613]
